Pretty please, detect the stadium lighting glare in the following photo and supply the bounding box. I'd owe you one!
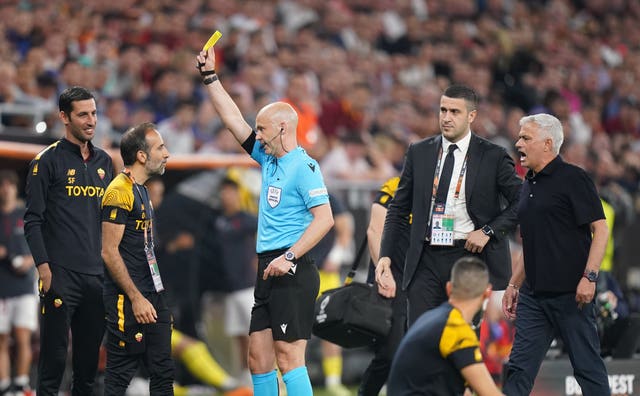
[35,121,47,134]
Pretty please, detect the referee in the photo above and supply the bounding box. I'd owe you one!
[197,47,334,396]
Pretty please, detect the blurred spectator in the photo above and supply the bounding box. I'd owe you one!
[157,98,198,154]
[143,68,180,123]
[99,97,131,147]
[0,61,30,106]
[154,172,217,338]
[479,291,514,386]
[215,177,258,386]
[596,271,640,359]
[373,132,408,172]
[320,133,394,185]
[5,9,44,60]
[319,80,372,147]
[605,97,640,137]
[0,170,37,396]
[281,71,323,152]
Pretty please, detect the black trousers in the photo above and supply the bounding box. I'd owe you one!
[104,292,174,396]
[407,241,478,326]
[37,265,105,396]
[358,288,407,396]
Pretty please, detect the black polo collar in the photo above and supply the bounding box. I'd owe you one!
[525,155,563,180]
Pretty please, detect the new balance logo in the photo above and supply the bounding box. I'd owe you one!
[280,323,288,334]
[307,163,315,172]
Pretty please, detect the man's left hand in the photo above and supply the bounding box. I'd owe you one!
[576,277,596,309]
[465,229,490,254]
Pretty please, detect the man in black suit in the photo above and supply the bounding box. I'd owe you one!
[374,84,521,326]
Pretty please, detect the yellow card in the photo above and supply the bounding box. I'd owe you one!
[203,31,222,51]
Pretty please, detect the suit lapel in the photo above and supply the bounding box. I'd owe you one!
[422,136,441,206]
[465,134,483,201]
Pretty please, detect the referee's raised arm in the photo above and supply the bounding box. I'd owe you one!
[196,47,252,145]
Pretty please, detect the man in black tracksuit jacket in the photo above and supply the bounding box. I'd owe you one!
[24,86,113,396]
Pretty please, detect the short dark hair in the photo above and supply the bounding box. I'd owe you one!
[0,170,19,186]
[443,84,479,112]
[120,122,156,166]
[58,86,95,116]
[450,256,489,299]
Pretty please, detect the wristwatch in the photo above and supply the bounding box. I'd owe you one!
[481,224,495,237]
[583,270,599,282]
[284,250,296,262]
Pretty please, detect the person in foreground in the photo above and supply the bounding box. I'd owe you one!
[502,113,610,395]
[387,256,504,396]
[196,47,334,396]
[24,86,114,395]
[0,170,37,396]
[101,123,173,395]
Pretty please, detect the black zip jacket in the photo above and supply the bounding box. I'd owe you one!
[24,138,113,275]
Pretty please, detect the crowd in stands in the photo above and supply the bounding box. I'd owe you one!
[0,1,635,181]
[2,2,639,188]
[2,0,640,392]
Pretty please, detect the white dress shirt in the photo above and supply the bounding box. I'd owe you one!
[440,131,474,239]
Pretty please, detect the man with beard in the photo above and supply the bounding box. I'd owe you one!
[100,123,173,394]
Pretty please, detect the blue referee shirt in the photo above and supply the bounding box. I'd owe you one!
[246,134,329,253]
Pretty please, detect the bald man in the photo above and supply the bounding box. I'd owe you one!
[196,49,334,396]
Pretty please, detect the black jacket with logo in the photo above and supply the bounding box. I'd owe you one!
[25,138,113,275]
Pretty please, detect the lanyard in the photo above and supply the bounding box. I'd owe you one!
[427,146,469,226]
[134,183,154,249]
[123,170,154,248]
[122,170,163,292]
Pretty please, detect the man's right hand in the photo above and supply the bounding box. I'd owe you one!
[375,257,396,298]
[38,262,52,293]
[196,47,217,76]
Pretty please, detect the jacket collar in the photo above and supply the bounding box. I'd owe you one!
[59,138,95,160]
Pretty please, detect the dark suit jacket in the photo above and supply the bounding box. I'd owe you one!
[380,133,522,290]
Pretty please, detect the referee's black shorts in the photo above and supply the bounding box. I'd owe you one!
[250,249,320,341]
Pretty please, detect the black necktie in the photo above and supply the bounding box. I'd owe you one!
[435,144,457,205]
